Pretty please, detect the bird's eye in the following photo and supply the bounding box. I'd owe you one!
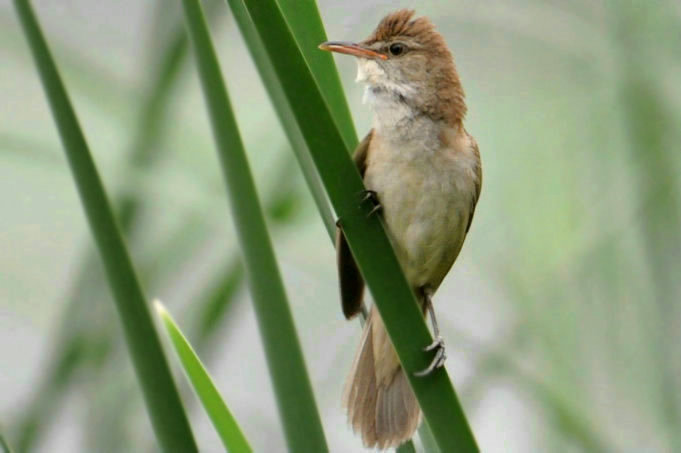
[389,43,406,56]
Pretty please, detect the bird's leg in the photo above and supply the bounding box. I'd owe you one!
[360,189,382,217]
[414,287,446,377]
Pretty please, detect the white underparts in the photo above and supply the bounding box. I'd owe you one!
[356,59,415,104]
[355,55,479,288]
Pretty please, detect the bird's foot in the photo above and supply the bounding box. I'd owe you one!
[336,190,381,228]
[414,336,446,377]
[359,189,382,217]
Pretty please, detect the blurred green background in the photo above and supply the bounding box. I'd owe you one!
[1,0,680,451]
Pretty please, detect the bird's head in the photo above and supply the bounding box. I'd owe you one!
[319,9,466,124]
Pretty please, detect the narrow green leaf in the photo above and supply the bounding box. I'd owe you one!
[276,0,358,149]
[228,4,416,449]
[13,332,92,453]
[191,258,244,346]
[0,430,12,453]
[190,156,300,349]
[611,4,681,449]
[0,13,136,121]
[225,0,336,238]
[11,4,206,449]
[417,420,441,453]
[155,301,253,453]
[11,1,197,451]
[396,440,417,453]
[179,0,328,451]
[238,1,478,451]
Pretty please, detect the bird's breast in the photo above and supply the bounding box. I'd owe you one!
[364,131,478,289]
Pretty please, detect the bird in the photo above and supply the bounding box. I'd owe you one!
[319,9,482,449]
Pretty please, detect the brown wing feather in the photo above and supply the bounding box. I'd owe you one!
[465,134,482,234]
[337,130,373,319]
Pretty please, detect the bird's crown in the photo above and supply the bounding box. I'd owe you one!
[363,9,438,47]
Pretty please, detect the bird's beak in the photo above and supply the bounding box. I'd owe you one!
[318,41,387,60]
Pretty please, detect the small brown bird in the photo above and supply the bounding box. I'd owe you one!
[320,9,481,450]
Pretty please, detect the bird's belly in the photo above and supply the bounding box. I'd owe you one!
[364,154,470,290]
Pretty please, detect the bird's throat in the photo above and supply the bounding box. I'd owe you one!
[367,87,444,150]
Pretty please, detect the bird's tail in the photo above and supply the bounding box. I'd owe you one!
[342,305,421,449]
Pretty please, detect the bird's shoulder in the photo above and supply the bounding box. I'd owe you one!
[352,129,373,178]
[460,129,482,233]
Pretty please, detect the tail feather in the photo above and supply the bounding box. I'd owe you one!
[376,371,421,448]
[343,306,421,449]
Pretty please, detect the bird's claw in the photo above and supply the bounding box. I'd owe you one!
[414,336,446,377]
[423,335,445,352]
[360,189,378,202]
[336,190,381,228]
[366,203,383,217]
[359,189,382,217]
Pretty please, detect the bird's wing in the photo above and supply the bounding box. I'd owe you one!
[465,134,482,234]
[336,130,373,319]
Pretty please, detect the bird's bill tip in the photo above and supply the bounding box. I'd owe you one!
[318,41,387,60]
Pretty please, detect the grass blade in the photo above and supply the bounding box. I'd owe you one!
[224,0,336,238]
[222,0,357,239]
[80,156,305,450]
[0,430,12,453]
[12,330,95,453]
[396,440,417,453]
[238,1,478,451]
[611,4,681,449]
[155,301,253,453]
[417,420,441,453]
[189,156,301,349]
[226,4,418,449]
[11,4,211,449]
[190,258,244,347]
[12,1,198,451]
[276,0,358,149]
[179,0,328,451]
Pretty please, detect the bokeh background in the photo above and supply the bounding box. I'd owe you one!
[2,0,681,451]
